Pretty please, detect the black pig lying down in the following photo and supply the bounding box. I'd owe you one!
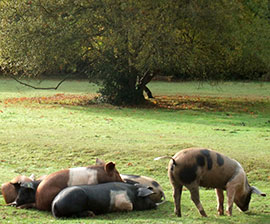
[9,180,42,208]
[52,182,157,218]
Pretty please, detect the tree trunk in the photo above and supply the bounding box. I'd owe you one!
[144,86,153,98]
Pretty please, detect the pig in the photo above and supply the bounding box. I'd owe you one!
[10,180,43,209]
[51,182,157,218]
[1,175,34,204]
[156,148,266,217]
[35,159,123,211]
[1,174,46,205]
[96,159,166,203]
[120,174,165,203]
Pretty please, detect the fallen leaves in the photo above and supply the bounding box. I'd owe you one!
[1,93,269,114]
[149,95,270,113]
[2,93,97,107]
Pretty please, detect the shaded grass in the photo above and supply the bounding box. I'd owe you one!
[0,78,270,223]
[151,95,270,114]
[148,81,270,97]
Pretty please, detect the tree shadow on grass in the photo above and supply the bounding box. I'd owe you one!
[66,100,270,130]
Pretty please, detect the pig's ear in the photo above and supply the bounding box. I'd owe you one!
[105,162,116,173]
[251,186,266,197]
[10,182,20,191]
[29,174,35,181]
[137,187,154,197]
[96,158,105,165]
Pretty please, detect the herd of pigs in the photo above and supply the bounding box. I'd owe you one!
[1,148,267,219]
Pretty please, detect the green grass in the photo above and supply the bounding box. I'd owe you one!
[148,81,270,97]
[0,78,99,99]
[0,78,270,223]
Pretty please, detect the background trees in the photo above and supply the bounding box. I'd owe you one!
[1,0,270,105]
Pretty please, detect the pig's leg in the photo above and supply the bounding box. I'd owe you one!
[215,188,224,215]
[172,185,183,217]
[17,203,36,209]
[226,185,236,216]
[226,172,243,216]
[77,210,95,217]
[189,186,207,217]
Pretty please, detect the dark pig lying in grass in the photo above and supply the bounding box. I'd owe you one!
[120,174,165,203]
[51,182,157,218]
[155,148,266,217]
[35,159,123,211]
[10,179,43,208]
[1,174,46,205]
[1,175,34,204]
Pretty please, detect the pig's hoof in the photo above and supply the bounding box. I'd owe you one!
[200,210,207,217]
[218,211,224,216]
[217,208,224,216]
[175,211,181,217]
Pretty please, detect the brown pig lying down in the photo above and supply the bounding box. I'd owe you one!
[30,160,122,211]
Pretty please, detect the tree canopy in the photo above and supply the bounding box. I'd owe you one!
[1,0,270,104]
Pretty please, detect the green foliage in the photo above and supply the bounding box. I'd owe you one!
[0,1,270,104]
[226,0,270,79]
[0,0,101,75]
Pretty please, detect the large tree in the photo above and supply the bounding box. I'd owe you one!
[1,0,270,105]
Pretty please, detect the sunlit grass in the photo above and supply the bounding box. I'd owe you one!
[0,78,269,223]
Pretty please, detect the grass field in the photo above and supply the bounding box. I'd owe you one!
[0,78,270,224]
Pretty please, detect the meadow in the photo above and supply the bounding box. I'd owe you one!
[0,78,269,224]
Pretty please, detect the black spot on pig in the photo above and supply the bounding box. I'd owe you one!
[151,181,160,188]
[216,153,224,166]
[170,159,177,171]
[124,179,139,185]
[196,155,205,167]
[200,149,212,170]
[170,164,174,171]
[124,175,140,179]
[179,164,197,184]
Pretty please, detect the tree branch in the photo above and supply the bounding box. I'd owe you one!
[136,69,157,99]
[11,75,71,90]
[138,69,157,88]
